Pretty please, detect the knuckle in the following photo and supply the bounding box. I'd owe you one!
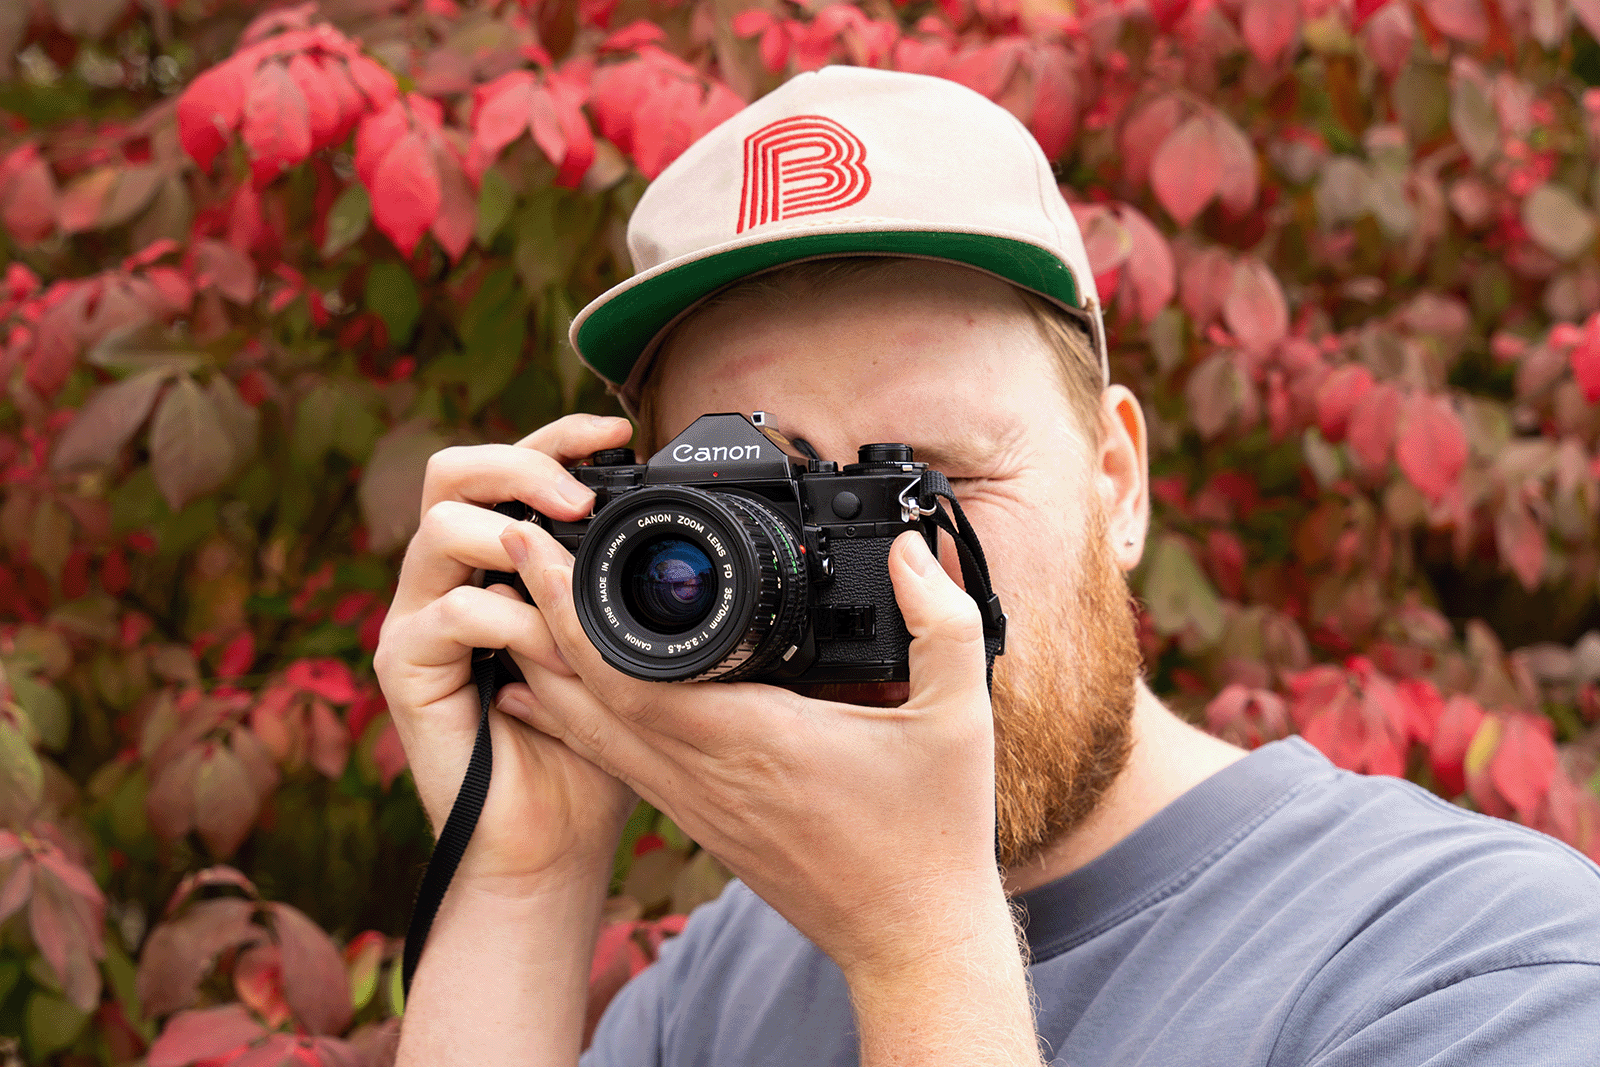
[435,584,479,628]
[423,445,466,485]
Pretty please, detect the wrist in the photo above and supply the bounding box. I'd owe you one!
[839,871,1018,992]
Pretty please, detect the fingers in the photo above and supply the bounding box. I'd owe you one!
[390,500,523,617]
[500,519,749,753]
[889,532,989,711]
[494,678,681,814]
[380,583,568,682]
[418,414,632,518]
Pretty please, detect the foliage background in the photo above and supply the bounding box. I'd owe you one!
[4,0,1600,1062]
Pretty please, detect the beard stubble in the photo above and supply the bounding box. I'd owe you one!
[989,515,1143,870]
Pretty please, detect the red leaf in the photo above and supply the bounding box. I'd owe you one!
[148,1004,266,1067]
[346,54,399,114]
[527,83,571,176]
[1568,312,1600,402]
[1346,383,1402,473]
[1495,495,1546,591]
[1425,0,1488,43]
[1179,245,1235,326]
[1209,112,1259,218]
[137,898,265,1015]
[1121,94,1186,189]
[178,57,252,170]
[354,100,409,190]
[195,744,260,857]
[1149,0,1191,31]
[243,62,313,188]
[1242,0,1299,65]
[149,375,235,511]
[472,72,535,161]
[271,902,354,1035]
[429,140,475,261]
[286,659,358,704]
[227,1033,297,1067]
[1222,257,1288,353]
[288,54,345,151]
[602,20,668,51]
[1395,678,1444,747]
[1027,44,1077,160]
[369,131,440,256]
[632,73,698,180]
[1314,365,1374,443]
[1152,115,1221,227]
[1353,0,1393,30]
[164,866,258,917]
[1395,393,1468,503]
[1,146,59,243]
[308,700,350,779]
[219,631,255,680]
[1430,695,1485,796]
[372,718,407,789]
[1490,713,1558,820]
[1118,206,1175,323]
[0,861,33,926]
[234,943,291,1028]
[947,39,1025,101]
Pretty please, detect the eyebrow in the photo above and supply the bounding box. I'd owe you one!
[906,420,1028,474]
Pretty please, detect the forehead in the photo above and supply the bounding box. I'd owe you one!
[649,263,1083,459]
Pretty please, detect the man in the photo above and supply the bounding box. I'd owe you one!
[373,68,1600,1066]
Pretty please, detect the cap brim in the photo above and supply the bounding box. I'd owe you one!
[572,224,1085,392]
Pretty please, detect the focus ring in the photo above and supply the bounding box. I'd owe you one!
[691,494,808,682]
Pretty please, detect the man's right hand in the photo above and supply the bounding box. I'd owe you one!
[372,413,639,893]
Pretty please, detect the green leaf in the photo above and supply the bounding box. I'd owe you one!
[294,382,383,466]
[365,262,421,345]
[102,936,153,1042]
[387,958,405,1017]
[0,707,44,825]
[476,167,515,247]
[0,959,19,1008]
[433,267,527,413]
[24,990,87,1060]
[8,674,69,752]
[1142,535,1224,645]
[322,184,372,259]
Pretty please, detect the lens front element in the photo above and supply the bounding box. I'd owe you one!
[571,485,808,682]
[623,537,715,634]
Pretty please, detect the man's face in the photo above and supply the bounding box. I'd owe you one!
[649,263,1143,868]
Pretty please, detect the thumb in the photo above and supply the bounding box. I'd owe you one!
[889,531,989,709]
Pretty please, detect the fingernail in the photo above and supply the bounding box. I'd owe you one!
[501,526,529,570]
[559,479,593,509]
[495,688,524,712]
[904,533,936,577]
[588,414,623,428]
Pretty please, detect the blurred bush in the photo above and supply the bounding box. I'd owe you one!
[3,0,1600,1062]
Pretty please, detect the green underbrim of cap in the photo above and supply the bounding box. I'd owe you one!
[575,229,1084,389]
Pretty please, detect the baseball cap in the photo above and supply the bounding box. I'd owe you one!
[569,65,1109,414]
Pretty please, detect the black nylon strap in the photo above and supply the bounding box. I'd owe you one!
[400,484,1006,994]
[401,652,498,994]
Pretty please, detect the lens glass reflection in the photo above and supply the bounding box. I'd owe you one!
[623,537,715,633]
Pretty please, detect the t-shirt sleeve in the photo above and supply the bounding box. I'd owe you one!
[1304,962,1600,1066]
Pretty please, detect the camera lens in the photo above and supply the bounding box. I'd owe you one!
[623,537,715,633]
[570,485,808,682]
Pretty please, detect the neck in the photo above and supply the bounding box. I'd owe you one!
[1000,682,1246,895]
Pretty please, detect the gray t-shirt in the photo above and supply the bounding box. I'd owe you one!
[583,737,1600,1066]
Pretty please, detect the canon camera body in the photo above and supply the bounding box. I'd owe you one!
[489,412,953,684]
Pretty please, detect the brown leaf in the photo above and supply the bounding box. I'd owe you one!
[358,424,448,554]
[194,745,260,858]
[193,239,258,304]
[99,165,164,229]
[46,0,130,38]
[50,368,173,472]
[149,375,235,511]
[271,902,354,1035]
[138,897,264,1017]
[57,168,119,234]
[145,743,202,841]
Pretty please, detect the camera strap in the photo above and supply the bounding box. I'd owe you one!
[915,469,1007,688]
[401,475,1007,995]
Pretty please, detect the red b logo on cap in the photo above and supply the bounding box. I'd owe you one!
[737,115,872,234]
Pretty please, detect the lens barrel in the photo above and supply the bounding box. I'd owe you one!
[571,485,808,682]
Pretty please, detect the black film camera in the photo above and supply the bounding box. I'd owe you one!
[490,411,1002,684]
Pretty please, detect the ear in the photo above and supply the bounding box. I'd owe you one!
[1096,385,1149,571]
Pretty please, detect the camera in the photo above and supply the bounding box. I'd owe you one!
[488,411,987,684]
